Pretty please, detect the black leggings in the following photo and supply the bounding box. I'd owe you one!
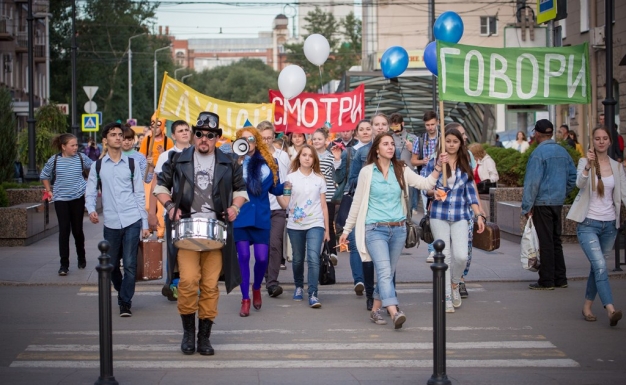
[326,201,337,251]
[55,196,86,267]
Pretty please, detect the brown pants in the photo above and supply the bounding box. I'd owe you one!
[177,249,222,320]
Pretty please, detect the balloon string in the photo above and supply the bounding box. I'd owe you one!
[374,85,385,114]
[318,65,324,94]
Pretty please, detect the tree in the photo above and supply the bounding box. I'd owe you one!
[18,103,67,171]
[284,8,362,92]
[187,59,279,104]
[49,0,175,131]
[0,87,18,183]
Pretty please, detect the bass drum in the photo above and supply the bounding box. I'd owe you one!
[173,218,227,251]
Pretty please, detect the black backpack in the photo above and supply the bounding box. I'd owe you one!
[95,157,136,193]
[50,152,89,185]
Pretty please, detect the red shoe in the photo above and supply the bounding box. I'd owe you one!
[239,299,250,317]
[252,289,262,310]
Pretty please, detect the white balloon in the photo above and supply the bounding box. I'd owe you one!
[277,65,306,100]
[303,34,330,66]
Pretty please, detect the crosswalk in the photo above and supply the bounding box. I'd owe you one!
[10,283,579,371]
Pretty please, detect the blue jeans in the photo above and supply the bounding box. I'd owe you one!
[365,223,406,308]
[348,231,364,284]
[104,219,142,307]
[288,227,324,297]
[577,218,618,307]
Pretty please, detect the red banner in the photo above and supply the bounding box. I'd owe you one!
[269,85,365,133]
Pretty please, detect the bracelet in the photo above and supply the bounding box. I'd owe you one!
[164,200,175,213]
[434,167,442,173]
[474,213,486,222]
[584,166,591,172]
[230,205,240,215]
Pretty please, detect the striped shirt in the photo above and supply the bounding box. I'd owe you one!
[40,153,92,201]
[424,157,479,222]
[318,150,340,202]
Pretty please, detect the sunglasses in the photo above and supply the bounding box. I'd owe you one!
[196,114,218,129]
[245,136,256,143]
[150,120,163,127]
[194,131,218,140]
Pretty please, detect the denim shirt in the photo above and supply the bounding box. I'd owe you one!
[521,139,577,215]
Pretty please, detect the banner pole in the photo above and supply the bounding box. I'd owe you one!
[439,99,447,187]
[588,103,596,191]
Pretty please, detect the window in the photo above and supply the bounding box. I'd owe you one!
[580,0,589,33]
[480,16,498,36]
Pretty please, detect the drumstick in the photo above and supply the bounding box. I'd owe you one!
[144,125,156,182]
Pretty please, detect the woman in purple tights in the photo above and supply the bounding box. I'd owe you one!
[233,126,286,317]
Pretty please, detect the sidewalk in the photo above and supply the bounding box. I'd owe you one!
[0,214,624,286]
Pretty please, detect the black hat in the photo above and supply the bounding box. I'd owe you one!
[534,119,553,134]
[193,112,221,134]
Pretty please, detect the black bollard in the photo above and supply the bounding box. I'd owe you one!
[428,239,451,385]
[95,240,118,385]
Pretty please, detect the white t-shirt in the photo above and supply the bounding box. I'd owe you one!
[154,145,185,174]
[286,169,327,230]
[269,149,291,211]
[587,174,616,221]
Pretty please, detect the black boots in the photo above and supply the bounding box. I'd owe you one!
[180,314,196,355]
[197,318,215,356]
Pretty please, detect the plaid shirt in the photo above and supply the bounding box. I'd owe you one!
[413,132,439,176]
[424,158,479,222]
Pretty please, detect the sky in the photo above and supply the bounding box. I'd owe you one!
[154,1,295,40]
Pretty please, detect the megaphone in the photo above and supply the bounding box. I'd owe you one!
[233,138,250,156]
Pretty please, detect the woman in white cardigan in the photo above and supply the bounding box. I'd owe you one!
[566,126,624,327]
[338,132,445,329]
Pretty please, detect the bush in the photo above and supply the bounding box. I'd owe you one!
[18,102,67,171]
[0,186,8,208]
[0,87,17,183]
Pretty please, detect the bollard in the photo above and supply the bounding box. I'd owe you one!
[428,239,451,385]
[95,240,119,385]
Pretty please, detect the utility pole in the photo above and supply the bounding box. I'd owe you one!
[547,20,556,125]
[429,0,436,113]
[603,0,617,160]
[24,0,38,181]
[71,0,79,138]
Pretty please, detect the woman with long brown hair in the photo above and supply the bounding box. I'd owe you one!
[566,126,624,326]
[425,127,485,314]
[233,126,286,317]
[339,133,444,329]
[281,145,329,308]
[40,133,92,275]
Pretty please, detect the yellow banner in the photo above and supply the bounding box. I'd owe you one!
[156,73,275,140]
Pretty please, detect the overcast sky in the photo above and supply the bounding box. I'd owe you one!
[154,1,294,39]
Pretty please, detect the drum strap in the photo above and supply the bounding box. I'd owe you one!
[172,152,185,217]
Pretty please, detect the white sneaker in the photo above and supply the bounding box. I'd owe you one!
[445,295,455,313]
[452,285,462,308]
[426,252,435,263]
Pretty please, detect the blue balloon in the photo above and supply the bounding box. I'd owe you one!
[433,11,464,44]
[380,46,409,79]
[424,41,438,76]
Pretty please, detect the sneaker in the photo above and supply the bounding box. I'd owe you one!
[426,252,435,263]
[268,285,283,298]
[58,267,68,276]
[528,283,555,290]
[293,287,304,301]
[452,285,462,308]
[77,259,86,269]
[279,264,287,270]
[458,282,468,298]
[354,282,365,296]
[309,295,321,308]
[330,253,338,266]
[170,284,178,299]
[555,282,568,288]
[286,255,292,262]
[157,237,165,243]
[370,309,387,325]
[445,295,455,313]
[393,311,407,329]
[119,305,132,317]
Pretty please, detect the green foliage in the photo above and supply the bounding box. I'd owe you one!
[486,140,580,204]
[187,59,279,103]
[49,0,173,129]
[285,8,362,92]
[18,103,67,171]
[0,87,17,183]
[0,186,7,208]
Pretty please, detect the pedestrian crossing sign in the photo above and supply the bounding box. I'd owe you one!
[82,114,99,132]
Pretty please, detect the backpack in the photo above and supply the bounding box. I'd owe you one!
[95,157,136,193]
[144,135,169,157]
[50,153,88,185]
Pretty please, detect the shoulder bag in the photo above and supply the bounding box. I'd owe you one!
[403,173,421,249]
[319,242,336,285]
[419,199,435,244]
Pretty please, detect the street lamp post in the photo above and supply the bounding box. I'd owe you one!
[24,0,37,181]
[181,74,193,84]
[154,45,172,111]
[128,32,147,121]
[174,67,185,80]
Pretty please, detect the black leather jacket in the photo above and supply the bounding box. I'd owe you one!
[157,146,246,293]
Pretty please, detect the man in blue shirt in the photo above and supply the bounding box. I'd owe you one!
[521,119,577,290]
[85,122,150,317]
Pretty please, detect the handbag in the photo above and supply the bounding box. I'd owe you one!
[335,183,354,229]
[419,198,435,244]
[520,216,541,272]
[319,242,336,285]
[403,177,421,249]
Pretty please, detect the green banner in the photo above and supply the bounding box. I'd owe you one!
[437,41,591,105]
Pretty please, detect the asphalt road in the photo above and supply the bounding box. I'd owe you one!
[0,279,624,384]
